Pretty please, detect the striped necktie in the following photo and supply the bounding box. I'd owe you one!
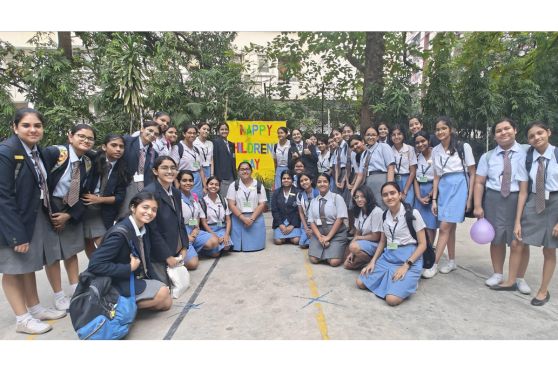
[500,150,511,198]
[535,156,546,214]
[65,160,81,207]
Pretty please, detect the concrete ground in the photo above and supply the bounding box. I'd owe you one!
[1,213,557,340]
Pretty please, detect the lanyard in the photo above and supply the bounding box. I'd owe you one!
[388,219,399,243]
[242,190,252,203]
[183,146,198,161]
[396,154,403,174]
[318,156,329,171]
[181,194,195,219]
[439,155,451,172]
[200,146,208,162]
[277,147,287,157]
[302,191,314,216]
[207,204,224,222]
[358,213,369,233]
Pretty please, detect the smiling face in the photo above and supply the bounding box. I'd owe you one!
[353,190,367,209]
[365,127,378,146]
[219,124,229,139]
[155,114,170,133]
[391,129,404,146]
[183,127,197,144]
[277,128,288,141]
[527,125,551,152]
[294,161,305,175]
[281,173,293,188]
[342,126,354,141]
[199,124,210,140]
[350,138,366,154]
[141,125,160,144]
[332,130,342,144]
[13,113,44,148]
[291,129,302,143]
[494,120,517,149]
[207,178,220,194]
[131,199,158,226]
[409,118,423,135]
[69,128,95,155]
[435,121,451,142]
[414,135,429,154]
[317,139,327,153]
[164,127,178,145]
[378,124,389,139]
[317,175,330,194]
[381,184,402,209]
[153,159,177,186]
[102,138,125,161]
[238,163,252,181]
[178,172,194,194]
[299,175,312,191]
[328,137,338,151]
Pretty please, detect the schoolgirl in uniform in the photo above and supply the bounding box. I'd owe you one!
[297,172,318,249]
[377,121,391,145]
[357,182,427,306]
[292,158,305,186]
[514,121,558,306]
[82,134,127,258]
[200,176,233,252]
[227,161,267,252]
[177,170,220,270]
[144,156,189,285]
[157,124,180,164]
[333,125,355,206]
[120,120,160,217]
[212,123,236,199]
[0,109,66,335]
[351,126,395,209]
[328,132,340,192]
[307,173,348,267]
[87,191,172,311]
[412,131,438,244]
[408,116,440,147]
[422,117,475,278]
[288,128,318,179]
[271,170,301,245]
[347,135,367,196]
[390,124,417,205]
[194,122,214,180]
[151,111,172,154]
[43,124,96,310]
[178,124,206,198]
[473,119,531,292]
[344,185,383,270]
[273,126,291,190]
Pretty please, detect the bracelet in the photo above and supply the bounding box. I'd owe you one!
[432,198,437,201]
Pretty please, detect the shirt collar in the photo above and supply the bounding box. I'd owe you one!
[69,145,80,162]
[496,141,520,155]
[128,215,146,237]
[18,139,36,156]
[536,144,555,161]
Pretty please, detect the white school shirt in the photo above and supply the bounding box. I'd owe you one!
[53,145,81,198]
[19,140,47,183]
[226,179,267,213]
[356,206,384,235]
[194,137,213,167]
[382,204,426,246]
[526,144,558,192]
[297,190,317,219]
[273,141,291,167]
[307,191,348,226]
[203,194,230,224]
[416,151,435,182]
[332,141,348,167]
[181,194,205,226]
[178,141,203,172]
[392,143,417,175]
[350,151,364,174]
[432,142,475,176]
[476,142,528,192]
[358,142,396,174]
[317,151,332,173]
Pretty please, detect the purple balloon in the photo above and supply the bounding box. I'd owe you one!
[470,218,495,244]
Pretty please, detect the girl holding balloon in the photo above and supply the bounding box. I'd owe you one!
[473,119,531,294]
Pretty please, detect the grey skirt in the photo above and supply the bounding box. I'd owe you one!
[483,189,519,246]
[0,209,53,274]
[136,279,166,301]
[150,261,171,287]
[309,223,348,260]
[49,197,85,260]
[82,204,107,239]
[365,172,388,209]
[521,192,558,248]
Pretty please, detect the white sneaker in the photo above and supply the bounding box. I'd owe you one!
[16,317,52,335]
[422,263,438,279]
[516,278,532,295]
[485,273,504,287]
[30,307,67,321]
[54,295,70,311]
[440,261,457,274]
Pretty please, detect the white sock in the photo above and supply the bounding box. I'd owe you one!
[16,312,32,323]
[28,304,45,316]
[69,283,78,294]
[54,290,66,300]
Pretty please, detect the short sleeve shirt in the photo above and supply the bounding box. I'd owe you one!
[226,179,267,213]
[202,194,230,224]
[392,143,418,175]
[359,143,396,174]
[432,142,476,176]
[356,206,384,235]
[307,191,348,226]
[273,141,291,167]
[476,142,528,192]
[193,138,213,167]
[382,204,426,246]
[416,151,435,182]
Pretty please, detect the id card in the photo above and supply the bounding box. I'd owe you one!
[242,200,252,209]
[387,242,398,250]
[188,218,198,226]
[133,173,144,183]
[193,161,201,169]
[216,221,223,228]
[40,189,44,200]
[418,176,428,183]
[546,190,550,200]
[395,175,401,182]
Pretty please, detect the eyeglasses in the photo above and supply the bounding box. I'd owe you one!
[159,166,177,172]
[75,133,95,143]
[353,195,365,200]
[239,168,251,172]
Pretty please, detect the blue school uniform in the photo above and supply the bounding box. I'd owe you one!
[393,144,417,205]
[297,188,319,247]
[181,192,220,258]
[413,151,438,229]
[177,142,204,197]
[201,194,233,252]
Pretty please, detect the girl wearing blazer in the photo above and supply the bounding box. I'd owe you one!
[271,170,301,245]
[143,156,189,286]
[82,134,128,258]
[41,124,96,311]
[288,128,318,179]
[0,109,66,335]
[212,123,236,199]
[273,127,291,190]
[87,191,172,311]
[119,120,160,218]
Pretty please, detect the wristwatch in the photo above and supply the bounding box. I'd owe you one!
[405,260,413,268]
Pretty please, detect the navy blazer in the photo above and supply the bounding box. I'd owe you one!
[0,135,46,246]
[122,135,158,188]
[212,137,236,181]
[84,151,128,229]
[143,180,188,263]
[42,144,91,222]
[271,187,301,229]
[87,218,163,297]
[288,142,318,178]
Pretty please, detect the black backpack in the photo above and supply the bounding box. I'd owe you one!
[198,194,229,218]
[382,202,436,269]
[234,179,262,194]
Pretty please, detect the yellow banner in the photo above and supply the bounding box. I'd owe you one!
[226,121,285,188]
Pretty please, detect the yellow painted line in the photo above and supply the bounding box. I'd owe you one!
[303,254,330,340]
[26,319,57,341]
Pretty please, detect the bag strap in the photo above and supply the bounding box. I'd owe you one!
[129,272,135,301]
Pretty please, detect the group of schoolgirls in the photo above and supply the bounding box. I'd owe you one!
[271,116,558,308]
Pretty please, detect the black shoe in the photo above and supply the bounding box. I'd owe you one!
[490,283,518,291]
[531,291,550,306]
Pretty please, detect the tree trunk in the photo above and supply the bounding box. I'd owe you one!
[360,32,385,133]
[57,32,73,60]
